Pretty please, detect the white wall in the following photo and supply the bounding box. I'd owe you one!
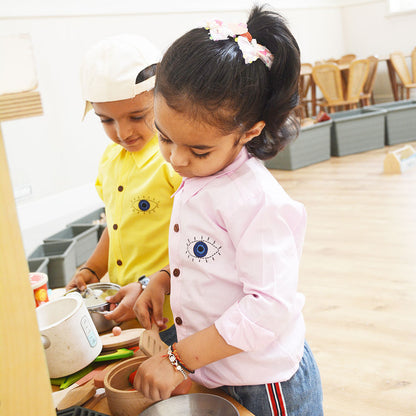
[342,0,416,101]
[0,0,414,254]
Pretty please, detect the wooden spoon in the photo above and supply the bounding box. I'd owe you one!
[56,379,96,410]
[139,322,167,357]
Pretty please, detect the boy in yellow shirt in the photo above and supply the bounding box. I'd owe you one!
[66,34,181,343]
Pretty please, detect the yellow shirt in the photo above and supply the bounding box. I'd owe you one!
[96,135,182,326]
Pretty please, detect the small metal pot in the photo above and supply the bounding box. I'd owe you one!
[66,282,120,333]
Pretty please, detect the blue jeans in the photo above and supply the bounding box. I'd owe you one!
[159,324,177,345]
[221,341,323,416]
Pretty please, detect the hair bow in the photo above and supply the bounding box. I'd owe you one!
[205,19,274,69]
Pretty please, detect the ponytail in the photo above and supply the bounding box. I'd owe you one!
[156,4,301,160]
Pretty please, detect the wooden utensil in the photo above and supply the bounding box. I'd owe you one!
[100,328,144,351]
[56,379,96,410]
[139,322,167,357]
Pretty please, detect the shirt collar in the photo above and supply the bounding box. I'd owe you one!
[174,147,250,200]
[130,134,160,169]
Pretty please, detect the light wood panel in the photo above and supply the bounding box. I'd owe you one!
[0,126,55,415]
[269,142,416,416]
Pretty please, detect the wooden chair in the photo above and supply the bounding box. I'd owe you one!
[312,60,369,113]
[389,51,416,99]
[338,54,357,65]
[411,47,416,86]
[347,59,370,105]
[299,63,313,118]
[360,56,379,106]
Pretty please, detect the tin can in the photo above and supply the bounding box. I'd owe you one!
[29,272,49,307]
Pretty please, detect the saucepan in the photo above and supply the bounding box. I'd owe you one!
[66,282,120,333]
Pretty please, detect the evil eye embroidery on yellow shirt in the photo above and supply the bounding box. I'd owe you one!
[186,236,221,262]
[131,195,160,215]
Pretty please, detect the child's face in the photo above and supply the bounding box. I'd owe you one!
[92,91,155,153]
[154,95,257,178]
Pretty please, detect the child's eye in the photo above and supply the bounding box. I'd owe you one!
[192,151,210,159]
[99,117,113,124]
[158,134,172,144]
[131,116,143,121]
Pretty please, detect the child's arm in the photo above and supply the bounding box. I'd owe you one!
[133,324,242,401]
[65,227,109,291]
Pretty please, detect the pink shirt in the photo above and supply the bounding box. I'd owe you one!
[169,148,307,388]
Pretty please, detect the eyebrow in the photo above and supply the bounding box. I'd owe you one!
[154,121,214,150]
[95,107,151,118]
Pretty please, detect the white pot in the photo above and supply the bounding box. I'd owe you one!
[36,292,102,378]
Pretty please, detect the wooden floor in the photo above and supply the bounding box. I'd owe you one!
[269,141,416,416]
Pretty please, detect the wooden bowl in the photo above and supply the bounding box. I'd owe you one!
[104,356,156,416]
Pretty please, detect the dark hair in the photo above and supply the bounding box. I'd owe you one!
[155,4,300,159]
[136,63,157,84]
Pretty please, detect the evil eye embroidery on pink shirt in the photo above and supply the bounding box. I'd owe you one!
[186,236,221,262]
[131,196,159,215]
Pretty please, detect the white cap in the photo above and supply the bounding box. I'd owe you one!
[80,34,161,115]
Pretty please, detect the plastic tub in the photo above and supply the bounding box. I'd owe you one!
[44,225,99,267]
[370,99,416,145]
[330,107,386,156]
[265,120,332,170]
[28,240,76,288]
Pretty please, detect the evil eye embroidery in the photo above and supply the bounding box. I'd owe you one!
[131,196,159,215]
[186,236,221,262]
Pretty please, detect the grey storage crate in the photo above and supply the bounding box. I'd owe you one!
[28,257,49,274]
[265,120,332,170]
[330,108,386,156]
[370,99,416,145]
[68,207,106,240]
[28,240,76,288]
[43,225,99,267]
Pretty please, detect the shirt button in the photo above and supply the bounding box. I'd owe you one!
[113,224,118,230]
[173,224,179,232]
[175,317,183,325]
[118,185,123,192]
[116,259,122,266]
[173,268,180,277]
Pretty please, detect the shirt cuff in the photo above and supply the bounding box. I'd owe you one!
[215,302,276,352]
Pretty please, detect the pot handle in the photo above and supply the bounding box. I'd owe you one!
[41,334,51,349]
[90,310,109,315]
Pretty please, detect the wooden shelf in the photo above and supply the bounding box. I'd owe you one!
[0,90,43,121]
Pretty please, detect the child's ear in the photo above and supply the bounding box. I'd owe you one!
[240,121,265,144]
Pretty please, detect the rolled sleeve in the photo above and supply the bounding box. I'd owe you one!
[215,302,276,351]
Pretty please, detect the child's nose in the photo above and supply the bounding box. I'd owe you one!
[170,146,188,167]
[116,122,133,141]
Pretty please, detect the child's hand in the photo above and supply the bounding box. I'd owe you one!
[133,353,186,401]
[104,282,143,323]
[134,270,170,329]
[65,268,99,292]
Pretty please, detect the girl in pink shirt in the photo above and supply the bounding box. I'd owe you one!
[134,5,323,415]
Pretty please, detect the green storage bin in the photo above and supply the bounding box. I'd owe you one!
[28,240,76,288]
[43,225,99,267]
[370,99,416,145]
[68,207,106,240]
[28,257,49,274]
[330,108,386,156]
[265,120,332,170]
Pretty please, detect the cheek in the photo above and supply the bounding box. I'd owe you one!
[102,124,117,140]
[158,142,170,161]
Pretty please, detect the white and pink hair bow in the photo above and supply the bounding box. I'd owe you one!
[205,19,274,69]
